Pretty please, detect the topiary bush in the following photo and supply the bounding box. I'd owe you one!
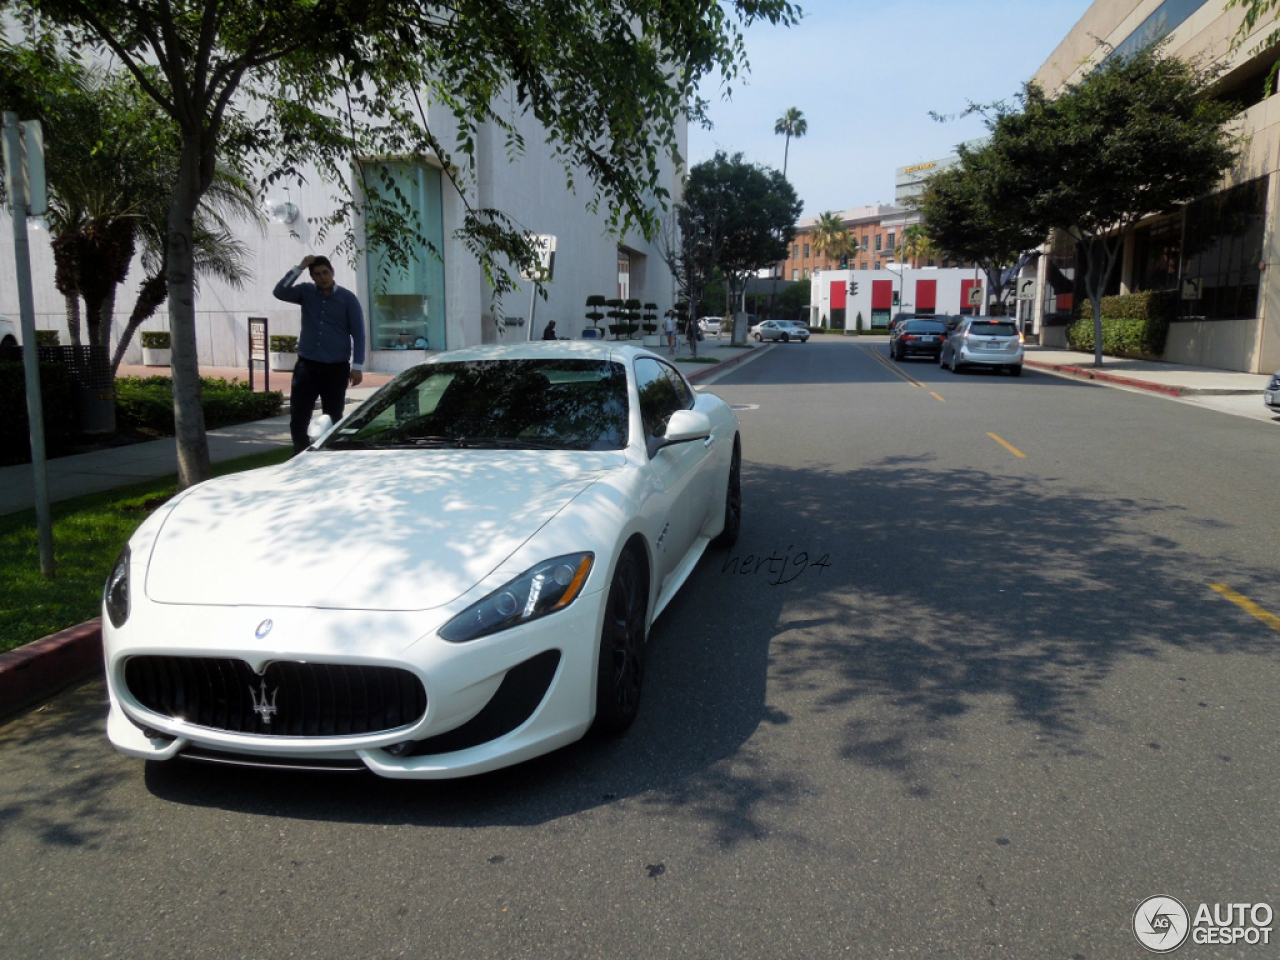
[1069,290,1176,358]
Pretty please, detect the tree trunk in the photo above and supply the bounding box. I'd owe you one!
[168,136,212,488]
[63,293,81,345]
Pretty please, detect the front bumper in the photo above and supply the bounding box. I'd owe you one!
[104,595,604,779]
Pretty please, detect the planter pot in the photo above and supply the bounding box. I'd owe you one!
[643,334,662,348]
[270,351,297,372]
[142,347,171,367]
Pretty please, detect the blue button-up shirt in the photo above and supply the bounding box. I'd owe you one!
[273,267,366,367]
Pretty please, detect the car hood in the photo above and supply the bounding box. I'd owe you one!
[143,450,623,611]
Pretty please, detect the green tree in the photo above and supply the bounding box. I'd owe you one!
[810,210,852,267]
[774,106,807,178]
[915,145,1044,314]
[681,151,801,344]
[776,278,810,322]
[968,44,1238,362]
[4,0,799,488]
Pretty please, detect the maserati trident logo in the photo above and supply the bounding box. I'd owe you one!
[250,679,278,724]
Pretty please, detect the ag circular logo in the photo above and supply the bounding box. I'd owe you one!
[1134,895,1190,953]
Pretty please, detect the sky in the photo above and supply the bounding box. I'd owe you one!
[686,0,1094,220]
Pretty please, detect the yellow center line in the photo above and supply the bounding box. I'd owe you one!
[929,391,946,403]
[987,432,1027,458]
[1208,582,1280,633]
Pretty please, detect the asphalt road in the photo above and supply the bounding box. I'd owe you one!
[2,338,1278,959]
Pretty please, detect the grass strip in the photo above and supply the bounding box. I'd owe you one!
[0,448,291,653]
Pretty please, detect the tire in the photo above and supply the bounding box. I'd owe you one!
[754,333,762,342]
[781,332,790,342]
[1010,364,1023,377]
[712,439,742,549]
[593,546,649,735]
[0,336,16,349]
[950,352,961,373]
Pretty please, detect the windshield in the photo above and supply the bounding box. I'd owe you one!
[320,358,629,451]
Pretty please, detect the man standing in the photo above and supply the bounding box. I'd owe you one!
[274,255,365,454]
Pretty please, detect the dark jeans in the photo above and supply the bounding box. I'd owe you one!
[290,357,349,454]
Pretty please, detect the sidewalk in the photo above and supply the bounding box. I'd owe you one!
[1021,345,1273,397]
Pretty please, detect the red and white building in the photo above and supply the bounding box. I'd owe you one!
[810,267,987,330]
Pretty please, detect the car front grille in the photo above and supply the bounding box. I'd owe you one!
[124,656,427,737]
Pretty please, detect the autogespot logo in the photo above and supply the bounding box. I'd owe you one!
[1134,896,1190,953]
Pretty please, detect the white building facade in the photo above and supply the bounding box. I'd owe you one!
[1,91,681,374]
[810,267,988,330]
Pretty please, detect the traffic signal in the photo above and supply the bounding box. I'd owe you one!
[848,281,858,296]
[892,290,900,305]
[839,255,848,269]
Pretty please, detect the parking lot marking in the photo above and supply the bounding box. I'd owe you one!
[987,433,1027,458]
[1208,582,1280,633]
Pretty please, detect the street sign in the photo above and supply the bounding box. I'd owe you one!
[1181,277,1201,299]
[967,285,983,306]
[521,234,556,281]
[1017,278,1037,300]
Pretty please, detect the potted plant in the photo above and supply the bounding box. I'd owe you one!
[641,302,660,346]
[605,298,625,339]
[585,295,606,336]
[623,298,642,339]
[140,330,171,367]
[269,334,298,371]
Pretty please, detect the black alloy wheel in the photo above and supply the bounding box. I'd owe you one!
[593,547,648,734]
[712,439,742,549]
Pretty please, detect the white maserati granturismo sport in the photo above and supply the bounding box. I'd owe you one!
[103,341,742,778]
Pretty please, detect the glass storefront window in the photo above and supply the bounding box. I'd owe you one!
[362,161,447,352]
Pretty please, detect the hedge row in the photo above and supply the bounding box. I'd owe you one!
[115,376,284,435]
[0,361,78,465]
[1068,290,1176,357]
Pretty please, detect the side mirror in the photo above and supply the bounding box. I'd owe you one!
[656,409,712,452]
[307,414,335,444]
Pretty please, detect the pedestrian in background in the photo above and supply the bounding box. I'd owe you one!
[274,254,365,455]
[541,320,557,340]
[663,309,678,356]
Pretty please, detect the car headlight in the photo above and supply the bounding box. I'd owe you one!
[439,553,594,643]
[104,546,130,628]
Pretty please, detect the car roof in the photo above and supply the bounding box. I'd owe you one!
[417,340,660,365]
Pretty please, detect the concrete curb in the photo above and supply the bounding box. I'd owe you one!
[0,619,103,720]
[684,343,769,382]
[1026,359,1189,397]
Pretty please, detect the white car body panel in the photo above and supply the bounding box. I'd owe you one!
[104,341,740,779]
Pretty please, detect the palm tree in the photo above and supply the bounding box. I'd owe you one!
[774,107,807,178]
[810,211,852,268]
[898,223,935,267]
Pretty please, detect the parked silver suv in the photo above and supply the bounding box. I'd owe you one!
[940,318,1024,376]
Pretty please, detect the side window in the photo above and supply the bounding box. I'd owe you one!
[634,357,683,444]
[660,363,693,408]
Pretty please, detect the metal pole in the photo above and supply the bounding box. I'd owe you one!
[4,112,55,576]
